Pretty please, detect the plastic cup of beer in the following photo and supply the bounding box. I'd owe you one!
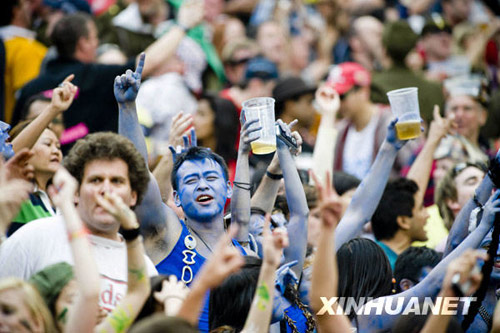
[241,97,277,154]
[386,87,421,140]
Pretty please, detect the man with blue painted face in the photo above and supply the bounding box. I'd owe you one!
[114,54,266,332]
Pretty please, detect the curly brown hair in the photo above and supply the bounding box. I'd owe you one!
[63,132,149,206]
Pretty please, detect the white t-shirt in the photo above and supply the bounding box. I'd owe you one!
[342,114,379,180]
[0,215,157,312]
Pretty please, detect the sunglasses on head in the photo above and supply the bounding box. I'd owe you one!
[451,161,487,178]
[227,57,252,66]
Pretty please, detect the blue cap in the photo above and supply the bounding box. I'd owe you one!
[244,56,279,81]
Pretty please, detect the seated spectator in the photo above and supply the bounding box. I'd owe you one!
[371,178,430,271]
[393,246,441,292]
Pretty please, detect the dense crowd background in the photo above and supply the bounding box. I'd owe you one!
[2,0,500,332]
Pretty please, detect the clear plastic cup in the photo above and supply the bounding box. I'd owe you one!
[242,97,277,154]
[386,87,421,140]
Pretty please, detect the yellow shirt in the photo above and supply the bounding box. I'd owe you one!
[3,34,47,123]
[412,204,449,249]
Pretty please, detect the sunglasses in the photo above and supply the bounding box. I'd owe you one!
[451,161,487,178]
[227,57,252,66]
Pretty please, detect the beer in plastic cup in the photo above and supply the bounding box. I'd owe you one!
[242,97,277,154]
[386,87,421,140]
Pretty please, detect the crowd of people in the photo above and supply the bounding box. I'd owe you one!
[2,0,500,332]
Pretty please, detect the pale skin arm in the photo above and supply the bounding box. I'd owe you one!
[311,85,340,185]
[309,171,352,333]
[241,215,289,333]
[48,167,100,333]
[12,75,77,152]
[176,226,244,326]
[421,250,485,333]
[94,193,151,333]
[406,106,455,208]
[0,152,33,237]
[139,0,204,78]
[153,275,190,316]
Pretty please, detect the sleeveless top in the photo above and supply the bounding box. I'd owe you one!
[155,221,247,332]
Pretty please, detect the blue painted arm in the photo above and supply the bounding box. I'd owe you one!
[276,120,309,278]
[443,174,494,257]
[115,53,169,237]
[231,115,261,242]
[356,190,500,332]
[334,119,404,250]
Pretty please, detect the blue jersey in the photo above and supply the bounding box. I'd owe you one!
[156,221,246,332]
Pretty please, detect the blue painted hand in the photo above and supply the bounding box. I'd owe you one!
[113,52,145,104]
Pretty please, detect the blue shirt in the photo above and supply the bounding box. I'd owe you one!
[155,221,246,332]
[376,241,398,272]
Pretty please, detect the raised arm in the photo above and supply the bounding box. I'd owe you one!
[250,152,281,214]
[95,192,151,333]
[310,171,352,333]
[311,85,340,184]
[231,113,262,242]
[176,226,244,326]
[334,119,406,250]
[242,215,289,333]
[357,190,500,332]
[276,120,308,277]
[407,106,455,208]
[421,250,485,333]
[140,0,204,78]
[444,149,499,256]
[12,75,77,152]
[48,167,100,333]
[115,54,175,245]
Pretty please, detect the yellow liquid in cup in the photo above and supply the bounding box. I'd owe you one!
[251,141,277,155]
[396,121,421,140]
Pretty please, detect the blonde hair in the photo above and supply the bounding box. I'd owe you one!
[0,278,57,332]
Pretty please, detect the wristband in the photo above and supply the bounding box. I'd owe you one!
[266,171,283,180]
[68,227,89,241]
[233,181,252,191]
[175,22,189,33]
[121,227,140,241]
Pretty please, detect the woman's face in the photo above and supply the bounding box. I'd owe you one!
[0,288,42,333]
[29,129,62,176]
[193,100,215,141]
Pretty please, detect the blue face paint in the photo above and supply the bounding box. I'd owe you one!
[0,121,14,160]
[175,158,230,222]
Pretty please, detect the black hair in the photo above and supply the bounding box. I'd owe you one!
[1,0,19,26]
[171,146,229,191]
[135,275,170,323]
[462,216,500,330]
[337,238,393,321]
[202,94,239,163]
[371,178,419,241]
[50,13,92,59]
[394,247,441,293]
[333,172,361,196]
[209,256,262,331]
[21,93,51,120]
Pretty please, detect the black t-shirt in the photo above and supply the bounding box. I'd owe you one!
[13,57,135,148]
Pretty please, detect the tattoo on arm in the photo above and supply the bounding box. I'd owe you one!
[128,268,146,282]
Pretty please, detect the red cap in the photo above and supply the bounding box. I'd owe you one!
[325,62,371,95]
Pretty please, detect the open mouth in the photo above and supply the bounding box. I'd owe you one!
[196,194,214,204]
[494,257,500,269]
